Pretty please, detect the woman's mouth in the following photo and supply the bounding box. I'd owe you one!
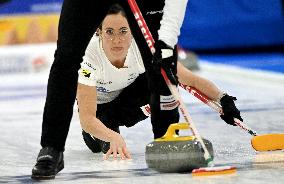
[111,47,123,52]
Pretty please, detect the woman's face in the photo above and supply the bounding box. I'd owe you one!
[100,13,132,63]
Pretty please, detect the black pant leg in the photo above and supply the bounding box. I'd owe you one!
[119,0,164,69]
[97,73,150,128]
[120,0,180,138]
[41,0,112,151]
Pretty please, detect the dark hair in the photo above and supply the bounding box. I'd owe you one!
[98,4,126,30]
[108,3,126,16]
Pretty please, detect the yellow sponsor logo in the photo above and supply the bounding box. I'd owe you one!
[81,69,91,78]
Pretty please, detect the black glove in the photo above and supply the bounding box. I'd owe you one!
[220,94,243,126]
[152,40,178,85]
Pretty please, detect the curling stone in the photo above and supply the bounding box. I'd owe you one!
[145,123,213,173]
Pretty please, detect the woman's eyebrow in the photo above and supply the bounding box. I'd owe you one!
[104,27,128,30]
[104,27,114,30]
[119,27,129,31]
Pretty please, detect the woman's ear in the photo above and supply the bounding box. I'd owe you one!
[95,28,101,36]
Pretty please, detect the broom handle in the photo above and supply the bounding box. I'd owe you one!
[180,84,258,136]
[127,0,214,166]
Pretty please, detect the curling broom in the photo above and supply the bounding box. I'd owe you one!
[127,0,236,176]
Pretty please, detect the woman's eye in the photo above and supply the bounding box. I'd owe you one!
[106,30,114,35]
[120,29,128,35]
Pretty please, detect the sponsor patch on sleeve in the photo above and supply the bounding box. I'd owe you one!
[81,69,91,78]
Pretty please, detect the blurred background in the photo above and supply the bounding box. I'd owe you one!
[0,0,60,74]
[0,0,284,73]
[0,0,59,45]
[1,1,284,183]
[180,0,284,52]
[179,0,284,73]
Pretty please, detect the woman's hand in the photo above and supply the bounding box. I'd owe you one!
[103,132,132,160]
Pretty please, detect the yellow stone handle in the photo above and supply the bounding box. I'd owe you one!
[155,123,195,142]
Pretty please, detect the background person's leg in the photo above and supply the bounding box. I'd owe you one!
[40,0,111,151]
[120,0,180,139]
[147,46,180,139]
[33,0,114,179]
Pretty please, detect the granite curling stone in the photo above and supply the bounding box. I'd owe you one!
[145,123,214,173]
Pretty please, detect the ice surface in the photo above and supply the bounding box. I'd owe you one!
[0,61,284,184]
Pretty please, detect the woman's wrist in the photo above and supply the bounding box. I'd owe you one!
[216,92,227,104]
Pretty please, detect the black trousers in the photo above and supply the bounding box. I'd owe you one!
[96,73,150,129]
[41,0,179,151]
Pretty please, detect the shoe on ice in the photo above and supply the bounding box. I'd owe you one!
[31,147,64,180]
